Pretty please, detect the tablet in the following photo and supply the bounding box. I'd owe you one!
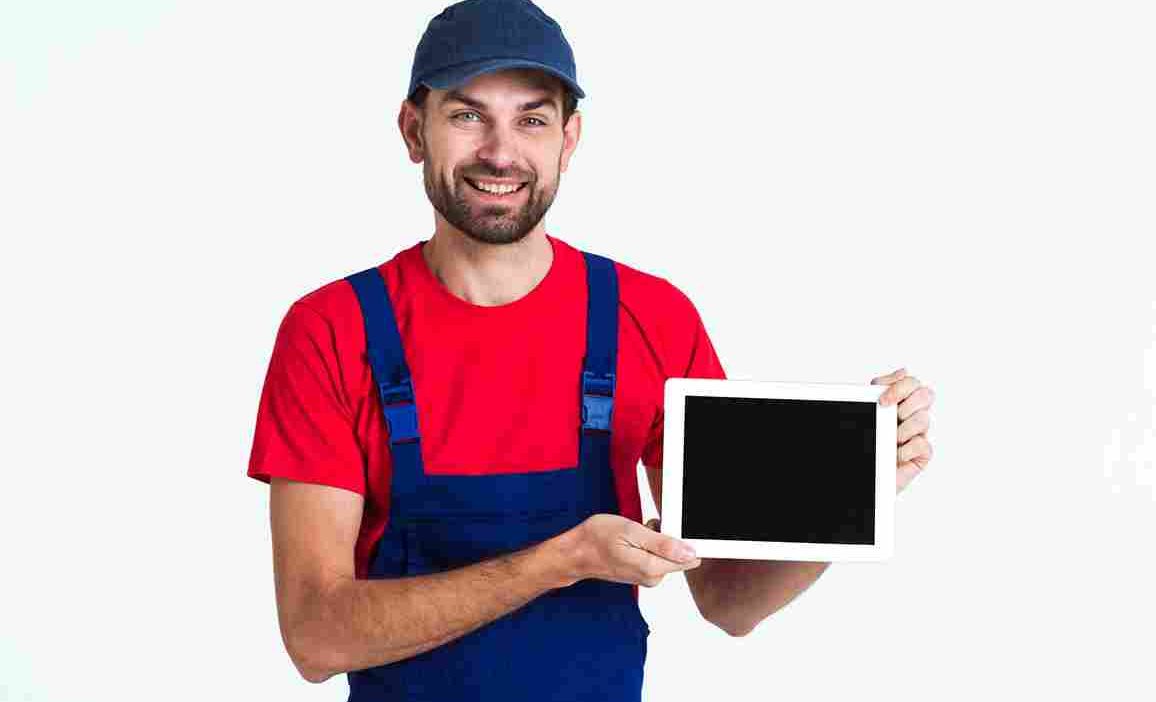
[660,378,896,562]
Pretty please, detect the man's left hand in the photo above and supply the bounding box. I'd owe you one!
[872,367,935,494]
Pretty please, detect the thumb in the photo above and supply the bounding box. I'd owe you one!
[637,523,696,562]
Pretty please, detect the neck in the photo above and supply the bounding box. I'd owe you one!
[422,222,553,307]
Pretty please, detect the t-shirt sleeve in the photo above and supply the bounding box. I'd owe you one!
[640,286,727,471]
[246,300,366,495]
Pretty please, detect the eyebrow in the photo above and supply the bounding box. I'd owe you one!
[442,90,560,114]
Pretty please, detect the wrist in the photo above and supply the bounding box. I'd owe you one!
[537,526,588,589]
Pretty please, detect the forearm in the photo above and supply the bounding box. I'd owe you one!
[686,558,831,637]
[290,530,582,682]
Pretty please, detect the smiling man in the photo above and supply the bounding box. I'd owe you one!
[246,1,935,700]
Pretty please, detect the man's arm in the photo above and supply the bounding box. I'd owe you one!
[270,478,583,683]
[645,465,831,637]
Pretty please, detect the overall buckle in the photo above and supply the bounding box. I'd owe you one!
[379,378,420,443]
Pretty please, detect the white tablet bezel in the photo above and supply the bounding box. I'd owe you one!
[660,377,896,562]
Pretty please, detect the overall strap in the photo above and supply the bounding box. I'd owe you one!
[345,267,424,502]
[580,251,619,432]
[579,251,621,514]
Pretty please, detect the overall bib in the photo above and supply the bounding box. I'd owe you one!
[344,251,650,701]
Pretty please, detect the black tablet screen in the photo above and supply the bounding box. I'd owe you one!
[681,395,877,545]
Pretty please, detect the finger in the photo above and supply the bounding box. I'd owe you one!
[640,550,702,575]
[897,384,934,421]
[897,409,931,444]
[896,456,930,494]
[879,375,920,406]
[882,375,919,405]
[870,367,907,385]
[898,434,933,465]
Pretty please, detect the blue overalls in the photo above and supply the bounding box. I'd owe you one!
[343,250,650,701]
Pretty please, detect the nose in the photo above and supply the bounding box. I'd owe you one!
[475,122,519,173]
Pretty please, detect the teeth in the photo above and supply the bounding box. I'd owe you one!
[471,179,521,195]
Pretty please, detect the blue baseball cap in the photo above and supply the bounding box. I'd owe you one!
[407,0,585,102]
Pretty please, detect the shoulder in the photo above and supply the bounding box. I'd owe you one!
[279,243,417,341]
[582,248,719,378]
[293,275,362,327]
[264,276,363,359]
[552,236,701,328]
[580,245,725,380]
[609,254,704,330]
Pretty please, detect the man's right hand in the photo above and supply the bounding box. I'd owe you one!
[563,514,701,588]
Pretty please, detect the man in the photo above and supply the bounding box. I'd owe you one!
[246,0,936,698]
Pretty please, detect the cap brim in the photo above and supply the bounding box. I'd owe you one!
[416,58,585,100]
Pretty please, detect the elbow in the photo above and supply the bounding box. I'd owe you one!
[709,613,758,638]
[297,664,333,685]
[690,587,756,638]
[286,631,340,684]
[698,601,758,638]
[721,620,757,638]
[297,657,335,685]
[280,581,351,683]
[283,607,347,684]
[686,564,761,638]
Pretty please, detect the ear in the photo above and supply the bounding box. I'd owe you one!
[398,99,425,164]
[558,110,582,173]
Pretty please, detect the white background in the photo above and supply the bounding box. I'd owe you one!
[2,1,1154,699]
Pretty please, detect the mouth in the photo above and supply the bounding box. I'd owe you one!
[463,177,529,199]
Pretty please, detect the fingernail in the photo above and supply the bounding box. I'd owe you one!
[677,545,697,560]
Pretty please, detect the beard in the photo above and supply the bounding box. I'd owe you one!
[424,159,560,246]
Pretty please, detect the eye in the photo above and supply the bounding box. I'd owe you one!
[452,111,482,123]
[522,116,547,127]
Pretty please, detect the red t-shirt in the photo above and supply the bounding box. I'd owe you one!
[247,234,727,578]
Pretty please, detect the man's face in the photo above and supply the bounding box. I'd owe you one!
[406,68,580,245]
